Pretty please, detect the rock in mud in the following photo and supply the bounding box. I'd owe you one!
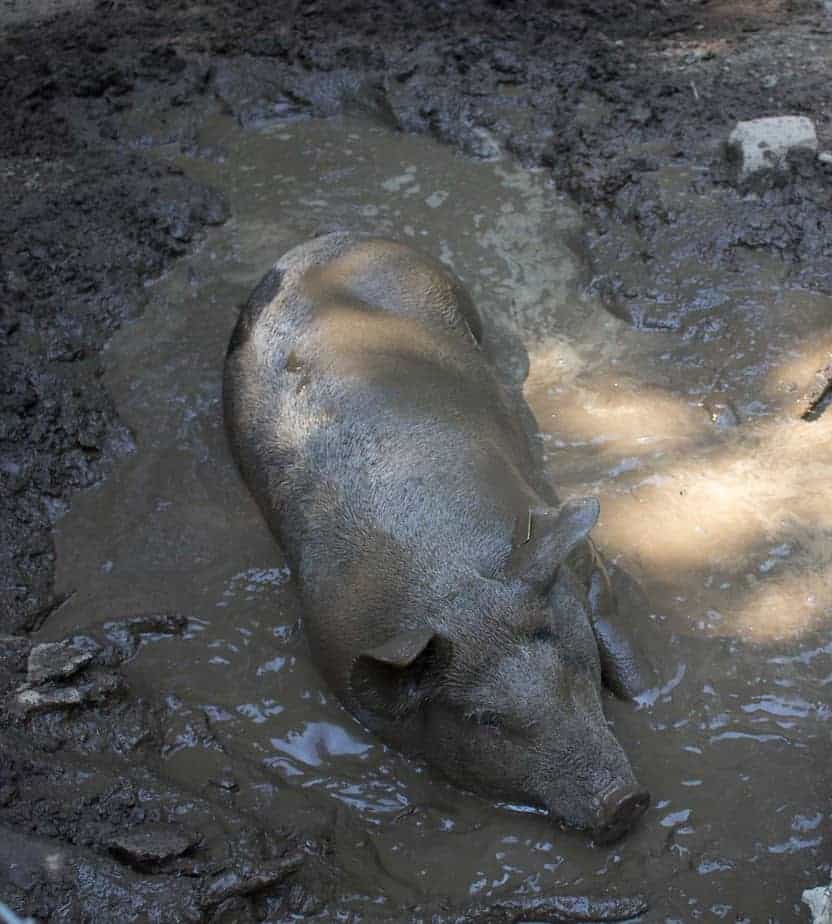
[15,670,123,713]
[26,637,99,685]
[726,116,818,180]
[107,823,200,870]
[15,685,86,711]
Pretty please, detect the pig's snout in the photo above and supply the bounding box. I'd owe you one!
[592,781,650,843]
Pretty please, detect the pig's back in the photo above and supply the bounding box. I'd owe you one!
[223,234,551,609]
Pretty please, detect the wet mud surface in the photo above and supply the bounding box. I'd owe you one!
[2,0,832,921]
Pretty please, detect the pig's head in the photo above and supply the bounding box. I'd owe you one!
[349,498,649,843]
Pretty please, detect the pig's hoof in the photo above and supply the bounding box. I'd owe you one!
[593,783,650,844]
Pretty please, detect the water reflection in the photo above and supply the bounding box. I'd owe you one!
[269,722,374,768]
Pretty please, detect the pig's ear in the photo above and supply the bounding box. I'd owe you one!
[511,497,600,590]
[350,629,452,718]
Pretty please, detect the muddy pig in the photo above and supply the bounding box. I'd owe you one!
[223,232,653,842]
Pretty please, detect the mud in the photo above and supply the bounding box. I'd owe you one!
[1,0,831,920]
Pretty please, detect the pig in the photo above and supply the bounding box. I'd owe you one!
[223,232,653,843]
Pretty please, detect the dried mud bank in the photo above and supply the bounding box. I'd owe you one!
[1,0,832,921]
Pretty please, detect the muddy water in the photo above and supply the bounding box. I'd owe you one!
[45,113,830,919]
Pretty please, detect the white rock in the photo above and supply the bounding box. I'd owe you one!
[818,151,832,165]
[26,637,98,685]
[803,882,832,924]
[727,116,818,179]
[15,671,122,713]
[16,685,85,710]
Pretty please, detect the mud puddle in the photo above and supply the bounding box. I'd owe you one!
[43,113,830,919]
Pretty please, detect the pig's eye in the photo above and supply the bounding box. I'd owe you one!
[470,711,503,729]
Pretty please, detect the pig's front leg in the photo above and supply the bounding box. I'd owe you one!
[584,547,657,701]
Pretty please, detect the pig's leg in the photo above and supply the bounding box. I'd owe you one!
[585,548,657,701]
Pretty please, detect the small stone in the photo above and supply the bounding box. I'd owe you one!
[726,116,818,179]
[107,824,200,870]
[818,151,832,165]
[27,637,99,685]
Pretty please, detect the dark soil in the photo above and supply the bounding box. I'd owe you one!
[2,0,831,919]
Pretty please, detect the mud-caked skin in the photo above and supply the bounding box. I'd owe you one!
[224,232,653,841]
